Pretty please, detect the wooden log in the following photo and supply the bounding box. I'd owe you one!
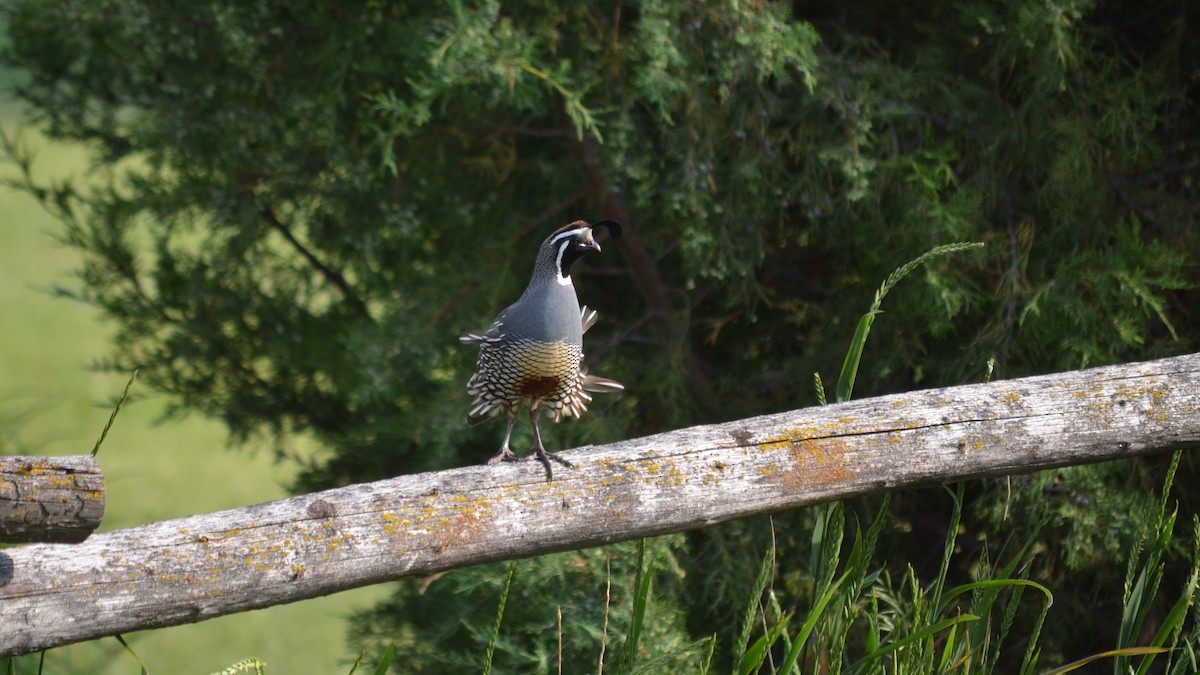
[0,455,104,544]
[1,354,1199,656]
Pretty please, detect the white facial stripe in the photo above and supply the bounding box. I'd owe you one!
[549,227,590,246]
[554,240,575,286]
[550,227,592,286]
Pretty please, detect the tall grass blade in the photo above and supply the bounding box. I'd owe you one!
[936,621,960,672]
[732,544,776,671]
[852,614,981,671]
[835,312,876,403]
[370,645,395,675]
[92,368,138,456]
[936,578,1053,613]
[1165,603,1200,675]
[824,497,889,674]
[1117,451,1182,673]
[483,560,518,675]
[113,634,149,675]
[834,242,983,402]
[738,611,793,675]
[1018,588,1050,675]
[1043,646,1170,674]
[1137,577,1196,675]
[810,503,844,590]
[1136,512,1198,675]
[1161,517,1200,675]
[777,570,852,675]
[930,484,965,613]
[616,539,654,675]
[599,554,612,673]
[796,571,852,651]
[698,634,718,675]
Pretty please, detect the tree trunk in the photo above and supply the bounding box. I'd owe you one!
[2,354,1198,656]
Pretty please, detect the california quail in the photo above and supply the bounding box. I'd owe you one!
[461,220,624,481]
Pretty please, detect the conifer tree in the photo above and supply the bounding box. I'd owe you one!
[3,0,1197,669]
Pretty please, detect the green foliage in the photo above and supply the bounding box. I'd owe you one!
[349,537,700,673]
[3,0,1199,671]
[1115,452,1198,675]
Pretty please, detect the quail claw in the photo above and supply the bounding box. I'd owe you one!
[488,447,520,465]
[532,447,573,482]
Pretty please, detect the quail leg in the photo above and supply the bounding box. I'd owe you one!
[529,407,573,482]
[488,416,521,464]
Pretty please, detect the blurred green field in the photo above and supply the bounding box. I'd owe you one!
[1,97,390,673]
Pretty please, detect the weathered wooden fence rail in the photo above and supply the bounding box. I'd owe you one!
[2,353,1199,656]
[0,455,104,544]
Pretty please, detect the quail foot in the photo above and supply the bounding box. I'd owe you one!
[461,220,624,481]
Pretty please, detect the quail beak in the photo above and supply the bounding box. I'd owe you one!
[583,230,601,253]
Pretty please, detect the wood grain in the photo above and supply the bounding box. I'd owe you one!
[2,354,1198,656]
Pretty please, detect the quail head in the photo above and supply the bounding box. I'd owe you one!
[460,220,624,481]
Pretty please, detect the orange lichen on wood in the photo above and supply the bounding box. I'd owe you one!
[757,427,857,488]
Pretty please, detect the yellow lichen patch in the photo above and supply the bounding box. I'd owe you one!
[379,512,412,537]
[1001,392,1021,405]
[760,434,795,453]
[758,425,847,454]
[650,463,685,487]
[757,464,780,476]
[598,474,630,488]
